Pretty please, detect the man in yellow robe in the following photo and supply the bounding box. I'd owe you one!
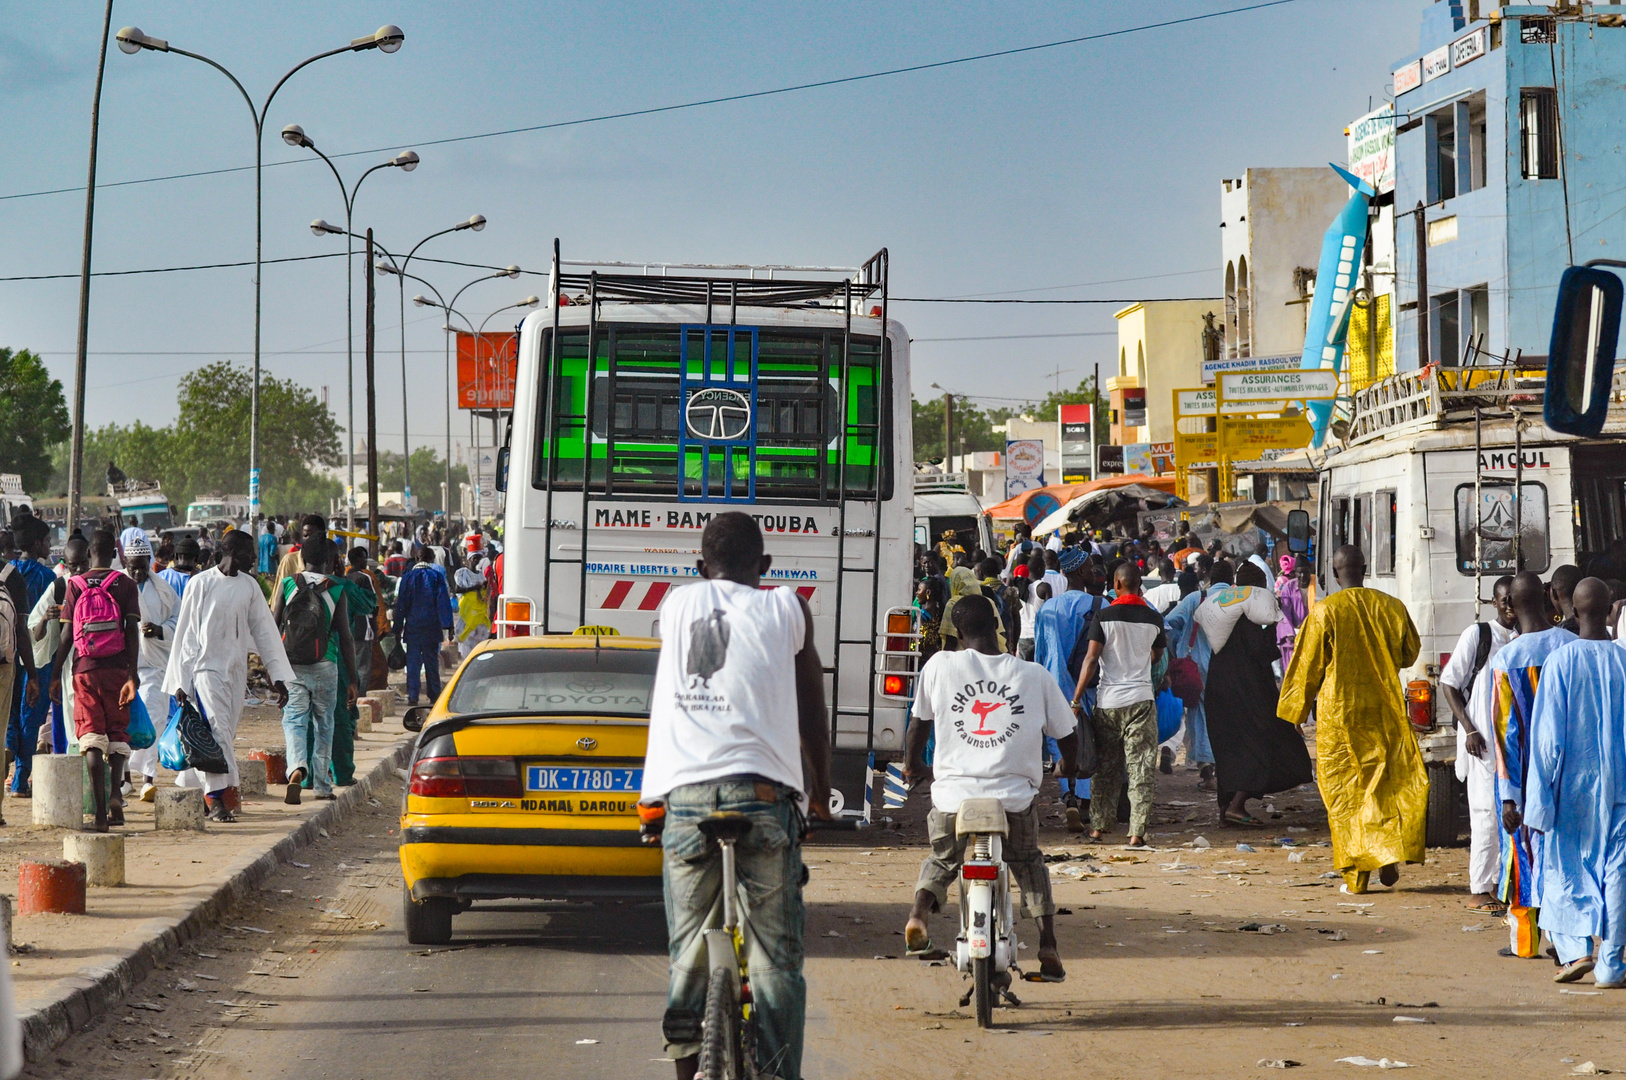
[1279,544,1425,894]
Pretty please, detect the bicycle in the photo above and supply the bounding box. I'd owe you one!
[640,803,855,1080]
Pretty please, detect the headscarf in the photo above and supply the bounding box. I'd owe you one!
[940,566,984,643]
[1193,584,1282,654]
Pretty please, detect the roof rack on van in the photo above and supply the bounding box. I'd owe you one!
[1342,333,1626,447]
[913,472,971,494]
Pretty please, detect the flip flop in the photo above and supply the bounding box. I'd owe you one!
[1467,901,1505,914]
[1222,812,1263,827]
[904,924,936,957]
[1023,969,1066,983]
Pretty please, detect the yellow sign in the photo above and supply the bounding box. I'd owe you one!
[1220,417,1314,454]
[573,625,621,636]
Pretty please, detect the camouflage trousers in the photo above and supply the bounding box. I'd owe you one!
[1088,699,1159,839]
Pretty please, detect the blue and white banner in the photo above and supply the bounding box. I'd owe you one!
[1299,164,1375,446]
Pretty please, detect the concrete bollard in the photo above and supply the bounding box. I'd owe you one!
[238,759,268,796]
[364,690,395,718]
[354,698,377,734]
[0,896,11,952]
[153,787,206,831]
[63,833,125,887]
[19,861,86,915]
[32,754,84,829]
[247,749,287,786]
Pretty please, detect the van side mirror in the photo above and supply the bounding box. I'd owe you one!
[402,705,430,733]
[495,445,510,493]
[1545,265,1623,437]
[1286,509,1312,555]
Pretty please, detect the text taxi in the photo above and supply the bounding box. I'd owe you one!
[398,631,662,944]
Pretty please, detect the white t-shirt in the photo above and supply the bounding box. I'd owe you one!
[1439,619,1516,780]
[1040,570,1069,602]
[1144,581,1182,614]
[642,579,807,801]
[1045,534,1063,553]
[913,648,1076,813]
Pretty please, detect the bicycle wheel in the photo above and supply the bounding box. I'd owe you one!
[698,965,742,1080]
[972,956,995,1028]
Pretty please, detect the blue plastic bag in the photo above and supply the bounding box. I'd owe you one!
[1156,688,1184,744]
[126,694,156,751]
[158,699,188,772]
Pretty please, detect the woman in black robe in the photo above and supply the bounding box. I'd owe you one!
[1203,563,1314,825]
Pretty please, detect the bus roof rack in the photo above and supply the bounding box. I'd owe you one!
[553,249,887,311]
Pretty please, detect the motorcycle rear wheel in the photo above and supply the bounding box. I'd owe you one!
[973,956,995,1027]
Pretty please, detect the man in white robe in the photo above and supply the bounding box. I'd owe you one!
[163,530,291,818]
[123,535,179,799]
[1528,578,1626,986]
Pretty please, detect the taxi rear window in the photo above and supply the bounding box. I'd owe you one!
[446,648,658,717]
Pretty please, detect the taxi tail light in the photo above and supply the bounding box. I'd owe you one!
[962,862,999,880]
[1405,679,1435,731]
[409,756,522,799]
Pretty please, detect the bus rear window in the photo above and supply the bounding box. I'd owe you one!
[531,324,889,502]
[1454,482,1550,574]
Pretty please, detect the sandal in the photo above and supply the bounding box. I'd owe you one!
[1023,969,1066,983]
[1221,812,1263,827]
[1468,900,1506,914]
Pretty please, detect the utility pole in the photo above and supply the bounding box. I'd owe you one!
[365,229,380,549]
[1091,361,1100,480]
[943,392,954,473]
[1415,200,1430,367]
[67,0,115,538]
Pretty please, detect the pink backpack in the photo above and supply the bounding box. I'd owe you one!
[72,573,126,660]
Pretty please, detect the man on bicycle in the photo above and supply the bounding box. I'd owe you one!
[641,512,831,1080]
[902,593,1077,982]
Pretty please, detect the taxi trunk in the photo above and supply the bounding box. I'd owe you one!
[400,711,662,903]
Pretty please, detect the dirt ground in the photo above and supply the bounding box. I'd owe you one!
[21,749,1626,1079]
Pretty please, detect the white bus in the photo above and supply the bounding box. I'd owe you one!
[496,247,915,810]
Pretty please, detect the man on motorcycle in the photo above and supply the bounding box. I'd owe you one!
[902,593,1078,982]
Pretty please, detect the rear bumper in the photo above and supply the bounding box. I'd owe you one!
[410,873,663,903]
[399,819,662,902]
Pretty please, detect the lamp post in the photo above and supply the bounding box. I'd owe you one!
[282,125,416,530]
[114,22,404,518]
[374,218,488,515]
[476,298,539,452]
[409,272,523,521]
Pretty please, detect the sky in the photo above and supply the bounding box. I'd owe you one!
[0,0,1433,464]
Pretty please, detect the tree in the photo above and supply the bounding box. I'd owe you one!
[1032,375,1107,426]
[0,348,70,491]
[167,362,343,515]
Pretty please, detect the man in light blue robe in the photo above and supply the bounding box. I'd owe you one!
[1033,545,1103,824]
[1527,578,1626,986]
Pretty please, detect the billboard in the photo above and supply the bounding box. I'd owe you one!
[1122,387,1147,428]
[456,332,518,410]
[1095,445,1124,475]
[1348,104,1395,195]
[1004,439,1046,498]
[1200,353,1296,385]
[1058,403,1092,483]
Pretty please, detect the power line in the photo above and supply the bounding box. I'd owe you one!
[0,0,1300,205]
[0,250,343,282]
[913,331,1115,342]
[938,268,1213,299]
[894,296,1219,304]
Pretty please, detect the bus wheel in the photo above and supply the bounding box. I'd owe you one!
[1424,761,1461,848]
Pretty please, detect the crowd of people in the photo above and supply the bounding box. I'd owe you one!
[909,518,1626,986]
[0,509,503,827]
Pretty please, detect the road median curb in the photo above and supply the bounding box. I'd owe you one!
[19,735,415,1063]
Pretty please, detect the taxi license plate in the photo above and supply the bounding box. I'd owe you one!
[526,766,642,794]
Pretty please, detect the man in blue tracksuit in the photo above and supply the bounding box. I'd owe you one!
[393,543,454,705]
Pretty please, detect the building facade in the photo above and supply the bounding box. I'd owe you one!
[1391,3,1626,372]
[1109,298,1221,444]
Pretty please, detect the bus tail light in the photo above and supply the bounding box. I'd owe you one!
[886,610,913,652]
[500,597,533,637]
[1405,680,1435,731]
[883,674,907,696]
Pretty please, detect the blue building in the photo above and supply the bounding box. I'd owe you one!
[1391,3,1626,372]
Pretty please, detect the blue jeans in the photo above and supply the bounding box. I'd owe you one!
[404,634,442,705]
[281,661,337,797]
[662,779,806,1080]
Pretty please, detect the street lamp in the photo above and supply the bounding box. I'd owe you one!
[115,23,405,518]
[283,125,416,529]
[410,270,524,521]
[367,223,494,512]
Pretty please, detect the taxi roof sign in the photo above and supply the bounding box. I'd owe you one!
[574,625,621,636]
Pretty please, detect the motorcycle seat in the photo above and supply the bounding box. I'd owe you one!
[954,798,1009,837]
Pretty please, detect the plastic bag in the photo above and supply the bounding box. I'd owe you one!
[386,638,407,671]
[176,697,229,776]
[158,700,188,772]
[126,694,156,751]
[1156,688,1184,744]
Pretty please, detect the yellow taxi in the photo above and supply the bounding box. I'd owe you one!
[398,631,663,944]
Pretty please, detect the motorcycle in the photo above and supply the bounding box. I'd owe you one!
[951,797,1022,1026]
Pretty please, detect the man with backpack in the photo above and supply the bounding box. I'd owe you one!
[1439,575,1518,914]
[1033,546,1106,832]
[270,533,359,805]
[123,535,180,803]
[49,529,139,831]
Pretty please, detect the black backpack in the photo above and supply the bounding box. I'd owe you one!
[1463,622,1494,695]
[281,576,332,666]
